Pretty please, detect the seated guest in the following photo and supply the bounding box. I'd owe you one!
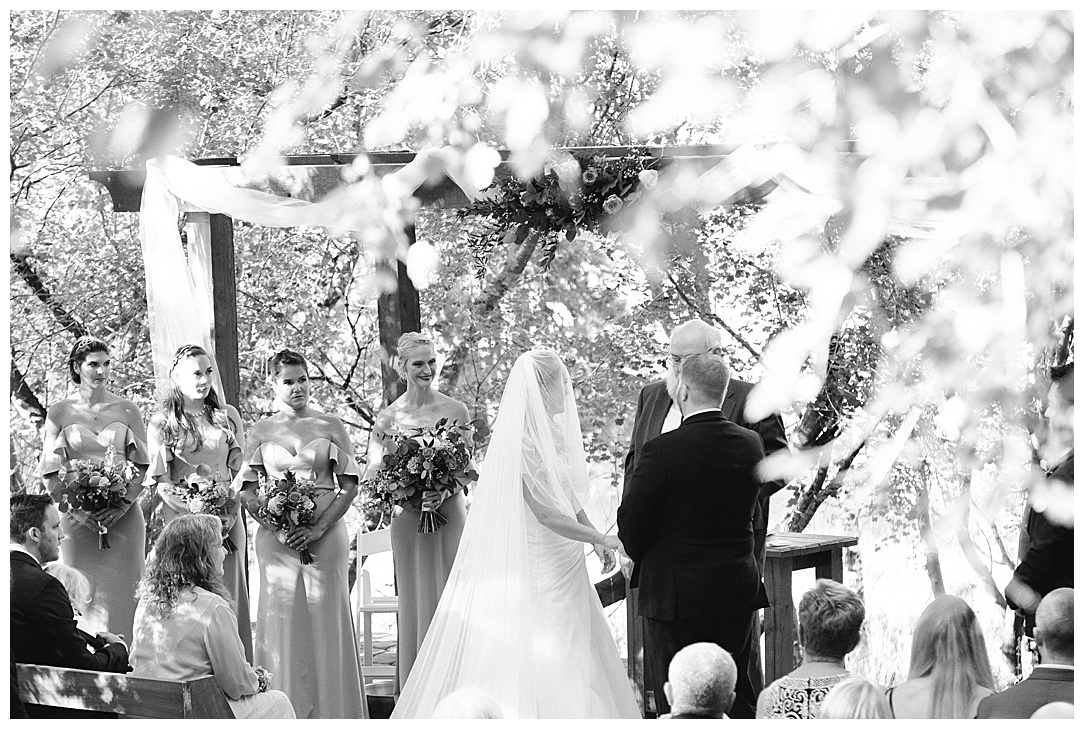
[978,588,1073,719]
[130,514,295,719]
[885,595,995,718]
[756,579,864,719]
[432,688,505,719]
[1030,702,1074,719]
[44,563,94,636]
[9,493,130,718]
[660,642,737,719]
[818,676,891,719]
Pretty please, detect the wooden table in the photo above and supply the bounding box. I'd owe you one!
[763,532,859,684]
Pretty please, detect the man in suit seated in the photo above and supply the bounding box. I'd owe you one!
[619,352,766,718]
[660,643,737,719]
[977,587,1073,719]
[10,493,130,718]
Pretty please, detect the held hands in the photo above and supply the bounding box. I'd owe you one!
[97,631,126,647]
[593,543,616,574]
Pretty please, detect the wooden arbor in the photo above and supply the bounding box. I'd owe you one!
[89,143,760,707]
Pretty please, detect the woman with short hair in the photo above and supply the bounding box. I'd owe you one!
[884,595,995,718]
[130,514,294,719]
[756,579,866,719]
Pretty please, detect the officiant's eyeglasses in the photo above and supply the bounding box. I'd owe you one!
[665,347,723,368]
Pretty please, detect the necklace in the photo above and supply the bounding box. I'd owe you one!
[86,400,107,421]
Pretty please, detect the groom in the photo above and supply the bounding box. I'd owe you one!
[618,352,766,719]
[623,319,787,709]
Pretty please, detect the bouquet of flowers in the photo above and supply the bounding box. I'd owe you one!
[169,467,239,552]
[56,444,136,549]
[255,470,319,565]
[365,418,487,533]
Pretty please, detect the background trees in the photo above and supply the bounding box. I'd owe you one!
[10,10,1072,685]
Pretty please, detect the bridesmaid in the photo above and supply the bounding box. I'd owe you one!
[365,331,471,693]
[145,344,252,661]
[236,350,366,719]
[40,335,149,638]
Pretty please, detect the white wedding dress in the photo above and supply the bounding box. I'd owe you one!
[391,350,640,719]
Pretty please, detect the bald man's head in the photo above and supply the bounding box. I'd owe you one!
[1035,587,1074,664]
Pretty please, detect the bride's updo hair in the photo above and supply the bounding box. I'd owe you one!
[268,349,308,378]
[527,349,570,416]
[395,331,436,382]
[67,335,109,383]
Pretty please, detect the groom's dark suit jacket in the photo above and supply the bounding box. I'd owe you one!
[623,380,788,554]
[618,410,766,622]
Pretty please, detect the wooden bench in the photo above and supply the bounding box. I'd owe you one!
[15,663,234,719]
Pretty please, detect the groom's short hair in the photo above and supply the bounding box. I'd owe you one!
[680,353,730,403]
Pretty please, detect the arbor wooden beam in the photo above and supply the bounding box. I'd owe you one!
[88,144,741,213]
[208,213,240,410]
[376,225,421,407]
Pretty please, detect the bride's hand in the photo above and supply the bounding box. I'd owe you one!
[593,543,616,574]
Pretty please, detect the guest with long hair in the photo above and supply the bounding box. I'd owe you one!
[146,344,251,659]
[885,595,996,718]
[130,514,294,719]
[40,335,149,637]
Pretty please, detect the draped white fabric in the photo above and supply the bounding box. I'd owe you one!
[391,349,639,719]
[138,148,481,397]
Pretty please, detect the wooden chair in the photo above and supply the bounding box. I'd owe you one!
[352,524,397,681]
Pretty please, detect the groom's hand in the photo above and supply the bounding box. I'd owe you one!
[593,543,616,574]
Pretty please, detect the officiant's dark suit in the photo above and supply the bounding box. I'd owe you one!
[618,400,767,719]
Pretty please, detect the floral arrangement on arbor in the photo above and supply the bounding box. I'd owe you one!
[460,148,662,268]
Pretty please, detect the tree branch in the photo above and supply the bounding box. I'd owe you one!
[665,270,762,361]
[10,354,47,428]
[10,253,88,339]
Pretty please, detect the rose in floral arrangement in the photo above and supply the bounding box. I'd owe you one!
[602,195,623,214]
[364,417,489,533]
[255,470,319,564]
[55,444,135,549]
[169,467,240,552]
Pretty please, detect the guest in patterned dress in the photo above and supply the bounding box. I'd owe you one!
[146,344,252,660]
[236,350,366,719]
[40,335,149,638]
[756,579,865,719]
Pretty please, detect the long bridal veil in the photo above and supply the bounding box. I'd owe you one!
[391,349,638,719]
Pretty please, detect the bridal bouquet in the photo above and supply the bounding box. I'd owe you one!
[255,470,319,565]
[56,445,136,549]
[365,418,486,533]
[169,468,239,553]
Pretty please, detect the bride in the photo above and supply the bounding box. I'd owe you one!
[391,349,641,719]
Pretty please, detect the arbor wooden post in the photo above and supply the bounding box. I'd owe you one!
[376,224,421,406]
[208,213,240,409]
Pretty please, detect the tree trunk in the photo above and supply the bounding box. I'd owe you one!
[10,253,88,339]
[785,439,865,532]
[440,230,542,392]
[955,475,1008,609]
[10,355,47,428]
[916,460,945,597]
